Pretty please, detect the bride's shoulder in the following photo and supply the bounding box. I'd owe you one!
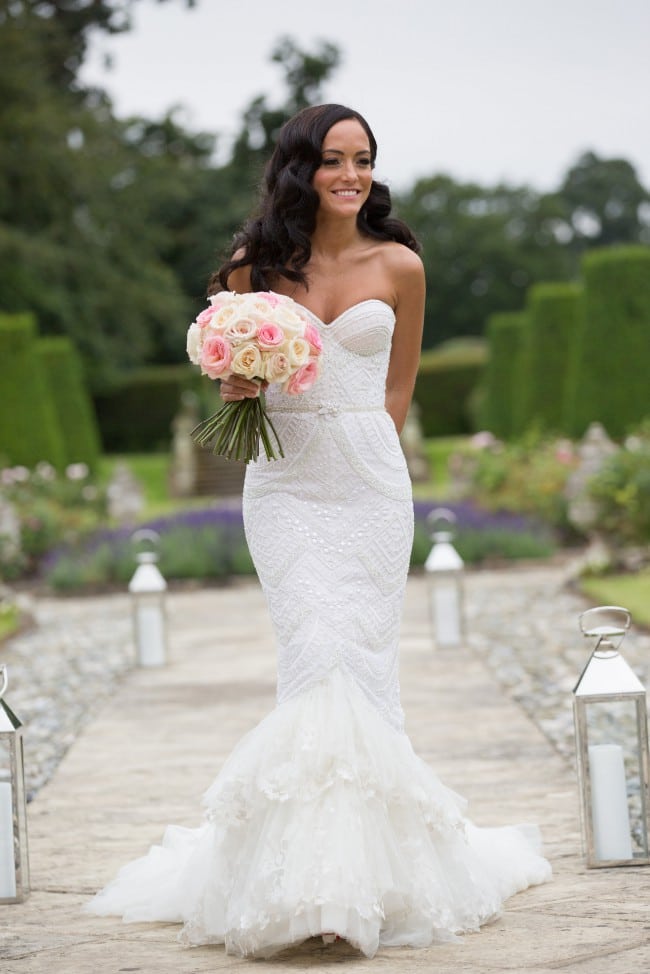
[375,241,424,289]
[375,240,422,270]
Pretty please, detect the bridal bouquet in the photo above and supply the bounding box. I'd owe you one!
[186,291,322,462]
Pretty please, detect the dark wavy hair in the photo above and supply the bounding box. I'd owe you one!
[214,103,420,293]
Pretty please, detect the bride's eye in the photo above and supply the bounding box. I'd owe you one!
[321,157,340,167]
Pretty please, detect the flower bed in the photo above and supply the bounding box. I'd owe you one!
[42,500,555,592]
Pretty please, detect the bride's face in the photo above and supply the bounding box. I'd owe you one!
[312,119,373,218]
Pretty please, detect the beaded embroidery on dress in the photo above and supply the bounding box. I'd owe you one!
[84,299,551,958]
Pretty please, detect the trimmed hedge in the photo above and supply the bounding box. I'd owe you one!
[94,365,210,452]
[0,313,66,469]
[36,337,102,470]
[413,340,487,437]
[523,282,584,433]
[482,312,529,439]
[565,246,650,438]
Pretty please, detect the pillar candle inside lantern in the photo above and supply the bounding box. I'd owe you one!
[136,603,165,667]
[433,583,461,647]
[0,777,17,899]
[588,744,633,861]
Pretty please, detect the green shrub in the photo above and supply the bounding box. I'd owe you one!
[36,337,102,470]
[94,365,210,452]
[452,433,579,533]
[586,425,650,544]
[482,312,529,439]
[411,500,556,566]
[565,246,650,438]
[524,283,584,434]
[0,462,107,578]
[0,313,66,469]
[413,339,487,436]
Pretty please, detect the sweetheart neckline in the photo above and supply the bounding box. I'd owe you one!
[293,298,395,327]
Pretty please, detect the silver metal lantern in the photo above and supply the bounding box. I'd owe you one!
[424,508,465,648]
[128,529,168,667]
[0,665,30,903]
[573,605,650,868]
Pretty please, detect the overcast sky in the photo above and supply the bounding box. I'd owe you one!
[81,0,650,193]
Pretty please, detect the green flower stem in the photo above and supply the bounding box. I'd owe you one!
[191,391,284,463]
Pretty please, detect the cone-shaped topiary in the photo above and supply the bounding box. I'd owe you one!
[565,246,650,438]
[0,313,66,469]
[483,311,529,439]
[523,282,584,434]
[36,336,102,470]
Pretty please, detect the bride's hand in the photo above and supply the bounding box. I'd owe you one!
[220,376,265,401]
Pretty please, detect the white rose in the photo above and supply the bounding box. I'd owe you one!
[287,336,311,367]
[273,304,306,336]
[208,303,243,333]
[186,321,202,364]
[231,342,263,379]
[247,297,277,319]
[224,317,258,345]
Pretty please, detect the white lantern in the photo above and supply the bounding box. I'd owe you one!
[0,665,30,903]
[573,606,650,868]
[128,529,168,667]
[424,508,465,648]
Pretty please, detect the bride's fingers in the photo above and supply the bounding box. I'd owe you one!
[220,377,260,399]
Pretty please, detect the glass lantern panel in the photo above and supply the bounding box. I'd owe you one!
[584,699,647,860]
[0,761,17,899]
[431,581,462,646]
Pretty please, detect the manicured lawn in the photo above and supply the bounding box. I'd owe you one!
[100,438,470,516]
[0,603,20,642]
[579,571,650,629]
[414,436,467,499]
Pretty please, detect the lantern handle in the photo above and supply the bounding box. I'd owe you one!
[131,528,161,549]
[579,606,631,653]
[426,507,457,540]
[0,664,7,700]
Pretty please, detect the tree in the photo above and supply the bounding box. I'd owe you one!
[230,37,341,165]
[546,151,650,258]
[0,0,202,390]
[395,176,572,349]
[0,1,196,91]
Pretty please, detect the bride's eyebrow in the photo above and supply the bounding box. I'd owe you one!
[321,148,371,156]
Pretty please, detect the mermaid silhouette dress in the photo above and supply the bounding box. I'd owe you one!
[85,300,551,957]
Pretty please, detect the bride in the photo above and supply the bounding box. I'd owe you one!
[85,103,551,958]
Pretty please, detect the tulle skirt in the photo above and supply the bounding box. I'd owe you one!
[84,666,551,958]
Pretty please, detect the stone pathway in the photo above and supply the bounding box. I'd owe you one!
[2,563,650,972]
[4,559,649,802]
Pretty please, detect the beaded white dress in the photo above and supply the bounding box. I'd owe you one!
[85,299,551,958]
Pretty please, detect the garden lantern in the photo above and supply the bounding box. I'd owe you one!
[424,508,465,648]
[573,606,650,867]
[128,529,168,667]
[0,665,30,903]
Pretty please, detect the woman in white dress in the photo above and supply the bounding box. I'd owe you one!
[86,104,551,957]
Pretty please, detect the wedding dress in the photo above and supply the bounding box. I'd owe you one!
[85,299,551,957]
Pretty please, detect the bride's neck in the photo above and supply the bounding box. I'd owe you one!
[311,216,362,261]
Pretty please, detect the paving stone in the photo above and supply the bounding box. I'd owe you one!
[1,566,650,972]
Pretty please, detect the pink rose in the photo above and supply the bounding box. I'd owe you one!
[196,306,216,329]
[257,322,285,348]
[304,323,323,354]
[259,291,281,307]
[284,360,319,395]
[264,351,291,383]
[200,335,232,379]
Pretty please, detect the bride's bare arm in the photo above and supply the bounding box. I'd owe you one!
[385,250,425,434]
